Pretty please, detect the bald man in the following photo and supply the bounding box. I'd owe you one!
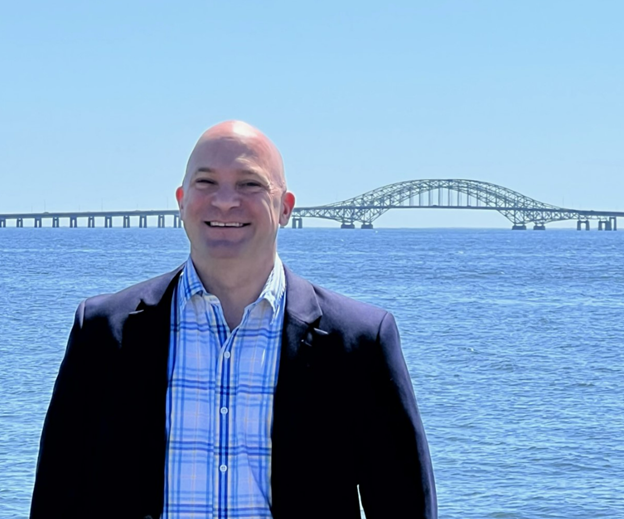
[31,122,436,519]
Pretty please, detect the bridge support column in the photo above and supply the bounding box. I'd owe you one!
[34,217,42,228]
[70,217,78,228]
[0,219,5,228]
[361,223,374,229]
[52,217,59,228]
[291,217,303,229]
[17,218,23,228]
[577,220,589,231]
[88,216,95,228]
[340,222,355,229]
[610,217,617,231]
[123,215,130,228]
[598,220,613,231]
[158,215,165,228]
[533,223,545,230]
[173,215,181,228]
[139,215,147,228]
[512,224,527,230]
[105,216,112,228]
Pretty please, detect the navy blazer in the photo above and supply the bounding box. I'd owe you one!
[31,267,437,519]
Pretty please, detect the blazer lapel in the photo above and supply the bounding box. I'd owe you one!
[117,268,182,516]
[271,267,324,514]
[279,266,323,378]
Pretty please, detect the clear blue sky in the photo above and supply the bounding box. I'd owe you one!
[1,0,622,227]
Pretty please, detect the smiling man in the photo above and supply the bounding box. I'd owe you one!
[31,121,437,519]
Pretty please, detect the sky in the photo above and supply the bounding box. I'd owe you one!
[1,0,622,228]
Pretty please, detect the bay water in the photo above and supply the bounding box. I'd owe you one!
[1,227,622,518]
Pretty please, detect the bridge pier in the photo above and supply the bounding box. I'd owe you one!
[291,217,303,229]
[610,216,617,231]
[105,216,112,228]
[140,215,147,228]
[34,217,42,228]
[52,217,59,228]
[173,215,182,228]
[598,219,614,231]
[16,218,23,228]
[512,224,527,230]
[88,216,95,228]
[70,216,78,228]
[533,224,545,230]
[361,223,374,229]
[123,215,130,228]
[577,220,589,231]
[340,222,355,229]
[0,218,5,228]
[158,215,165,228]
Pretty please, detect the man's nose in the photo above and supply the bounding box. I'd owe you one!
[211,185,241,211]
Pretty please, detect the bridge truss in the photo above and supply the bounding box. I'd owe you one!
[291,179,623,229]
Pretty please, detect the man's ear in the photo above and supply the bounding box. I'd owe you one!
[279,191,296,227]
[176,186,185,215]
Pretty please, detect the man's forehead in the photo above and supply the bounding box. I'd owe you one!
[192,137,267,162]
[185,125,285,186]
[192,161,267,177]
[189,147,268,173]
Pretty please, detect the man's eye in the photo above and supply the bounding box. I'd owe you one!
[241,182,262,188]
[197,179,215,185]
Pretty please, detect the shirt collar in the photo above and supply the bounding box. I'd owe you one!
[178,255,285,316]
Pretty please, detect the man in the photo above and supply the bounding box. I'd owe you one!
[31,121,437,518]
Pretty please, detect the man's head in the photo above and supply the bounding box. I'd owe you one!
[176,121,295,268]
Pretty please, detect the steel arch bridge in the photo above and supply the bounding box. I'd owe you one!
[290,179,623,230]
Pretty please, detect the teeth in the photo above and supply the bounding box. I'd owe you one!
[209,222,245,227]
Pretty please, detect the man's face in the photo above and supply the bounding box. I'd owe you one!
[176,135,294,264]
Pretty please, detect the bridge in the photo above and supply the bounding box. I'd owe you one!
[0,210,182,228]
[0,180,622,230]
[291,179,623,230]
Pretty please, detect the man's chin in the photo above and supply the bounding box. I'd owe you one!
[200,239,250,259]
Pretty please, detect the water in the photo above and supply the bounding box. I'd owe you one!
[1,227,623,518]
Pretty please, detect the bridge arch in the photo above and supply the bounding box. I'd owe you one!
[292,179,619,228]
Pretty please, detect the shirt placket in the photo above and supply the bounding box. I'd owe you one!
[208,300,243,519]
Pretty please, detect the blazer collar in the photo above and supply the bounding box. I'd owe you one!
[283,266,322,325]
[133,263,323,322]
[132,266,184,312]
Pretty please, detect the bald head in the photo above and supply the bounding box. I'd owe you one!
[184,120,286,191]
[176,119,296,275]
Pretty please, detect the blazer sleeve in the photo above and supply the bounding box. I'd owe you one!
[357,312,437,519]
[30,301,94,519]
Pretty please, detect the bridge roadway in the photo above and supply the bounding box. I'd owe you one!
[1,180,623,230]
[0,210,182,228]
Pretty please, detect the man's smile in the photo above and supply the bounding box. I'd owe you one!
[205,221,250,228]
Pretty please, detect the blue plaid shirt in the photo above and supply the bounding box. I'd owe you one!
[163,256,285,518]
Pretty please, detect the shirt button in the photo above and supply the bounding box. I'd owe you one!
[220,407,228,415]
[223,351,231,359]
[220,464,227,472]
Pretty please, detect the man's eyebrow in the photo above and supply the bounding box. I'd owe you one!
[194,167,264,176]
[238,168,267,178]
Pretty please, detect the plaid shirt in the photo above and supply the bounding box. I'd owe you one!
[163,256,285,518]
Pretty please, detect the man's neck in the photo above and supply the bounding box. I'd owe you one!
[190,251,276,330]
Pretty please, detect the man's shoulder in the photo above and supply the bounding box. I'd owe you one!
[285,268,390,333]
[313,282,388,321]
[80,267,182,323]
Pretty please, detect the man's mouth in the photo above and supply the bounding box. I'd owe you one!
[205,221,250,228]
